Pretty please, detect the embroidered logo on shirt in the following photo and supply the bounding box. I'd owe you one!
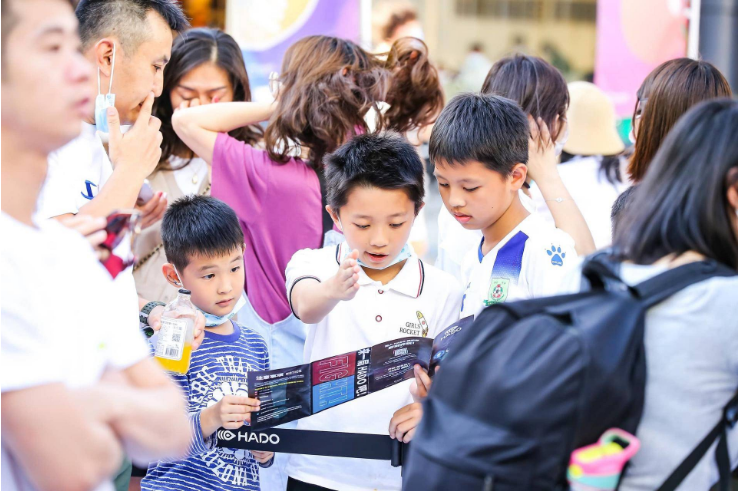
[547,245,566,266]
[80,180,97,200]
[484,278,509,306]
[417,311,429,337]
[399,312,429,337]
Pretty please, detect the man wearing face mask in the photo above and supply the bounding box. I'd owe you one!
[35,1,205,345]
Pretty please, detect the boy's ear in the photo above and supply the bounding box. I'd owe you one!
[326,205,341,230]
[162,263,181,288]
[241,242,246,253]
[509,163,528,191]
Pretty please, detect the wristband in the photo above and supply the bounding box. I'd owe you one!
[140,301,166,326]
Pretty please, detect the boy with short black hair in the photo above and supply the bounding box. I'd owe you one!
[142,195,274,491]
[286,133,462,491]
[431,93,577,319]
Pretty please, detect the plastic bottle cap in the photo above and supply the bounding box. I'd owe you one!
[178,288,192,295]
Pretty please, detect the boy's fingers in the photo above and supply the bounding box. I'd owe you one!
[415,365,432,391]
[403,427,417,443]
[224,396,261,407]
[349,249,359,260]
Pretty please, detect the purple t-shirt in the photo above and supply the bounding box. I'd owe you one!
[211,133,323,324]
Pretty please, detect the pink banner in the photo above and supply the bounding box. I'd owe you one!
[594,0,689,117]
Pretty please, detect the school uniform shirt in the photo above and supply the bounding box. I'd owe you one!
[1,213,150,491]
[460,213,577,319]
[142,322,271,491]
[284,243,463,491]
[211,133,324,325]
[35,121,140,337]
[436,190,536,283]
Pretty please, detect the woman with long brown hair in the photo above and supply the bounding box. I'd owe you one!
[133,27,262,305]
[612,58,732,230]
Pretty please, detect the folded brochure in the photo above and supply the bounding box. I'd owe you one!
[247,316,473,430]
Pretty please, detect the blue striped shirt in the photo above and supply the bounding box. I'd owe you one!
[142,321,270,491]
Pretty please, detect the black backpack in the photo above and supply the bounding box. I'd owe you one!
[403,258,736,491]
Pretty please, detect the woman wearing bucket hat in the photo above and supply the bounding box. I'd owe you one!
[530,81,627,249]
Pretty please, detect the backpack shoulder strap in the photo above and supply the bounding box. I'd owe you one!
[632,260,735,309]
[656,392,738,491]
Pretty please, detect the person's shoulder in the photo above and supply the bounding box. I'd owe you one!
[290,244,342,268]
[420,260,463,295]
[522,214,576,252]
[234,321,269,347]
[216,133,305,168]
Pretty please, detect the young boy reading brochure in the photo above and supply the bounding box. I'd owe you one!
[142,196,274,491]
[431,94,578,319]
[285,133,463,491]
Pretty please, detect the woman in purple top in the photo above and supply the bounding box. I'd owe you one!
[172,35,385,363]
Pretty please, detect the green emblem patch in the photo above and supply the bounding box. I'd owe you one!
[484,278,509,306]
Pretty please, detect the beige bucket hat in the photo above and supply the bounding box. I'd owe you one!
[563,81,625,156]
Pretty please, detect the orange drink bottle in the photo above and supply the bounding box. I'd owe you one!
[154,288,197,374]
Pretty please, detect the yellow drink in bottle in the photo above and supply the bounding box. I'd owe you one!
[154,289,197,375]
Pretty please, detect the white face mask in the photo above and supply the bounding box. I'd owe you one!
[95,43,117,134]
[172,266,246,327]
[337,219,413,270]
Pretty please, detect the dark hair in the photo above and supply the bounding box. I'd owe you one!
[614,98,738,270]
[161,195,245,272]
[429,93,529,175]
[1,0,74,74]
[481,54,569,146]
[325,132,425,214]
[382,37,443,135]
[154,28,261,170]
[75,0,189,50]
[629,58,732,182]
[264,35,386,170]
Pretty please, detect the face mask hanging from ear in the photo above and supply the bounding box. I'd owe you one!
[337,219,413,271]
[95,43,117,134]
[172,266,246,327]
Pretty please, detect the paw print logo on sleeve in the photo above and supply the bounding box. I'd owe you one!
[546,245,566,266]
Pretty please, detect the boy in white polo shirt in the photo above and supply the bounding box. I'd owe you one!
[285,133,463,491]
[431,93,577,319]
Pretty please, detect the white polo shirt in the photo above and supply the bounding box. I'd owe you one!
[460,213,577,319]
[284,243,463,491]
[35,122,140,336]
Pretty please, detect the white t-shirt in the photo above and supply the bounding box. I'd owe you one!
[614,263,738,491]
[284,244,463,490]
[35,122,140,336]
[0,213,151,491]
[529,155,629,250]
[435,190,536,282]
[459,213,577,319]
